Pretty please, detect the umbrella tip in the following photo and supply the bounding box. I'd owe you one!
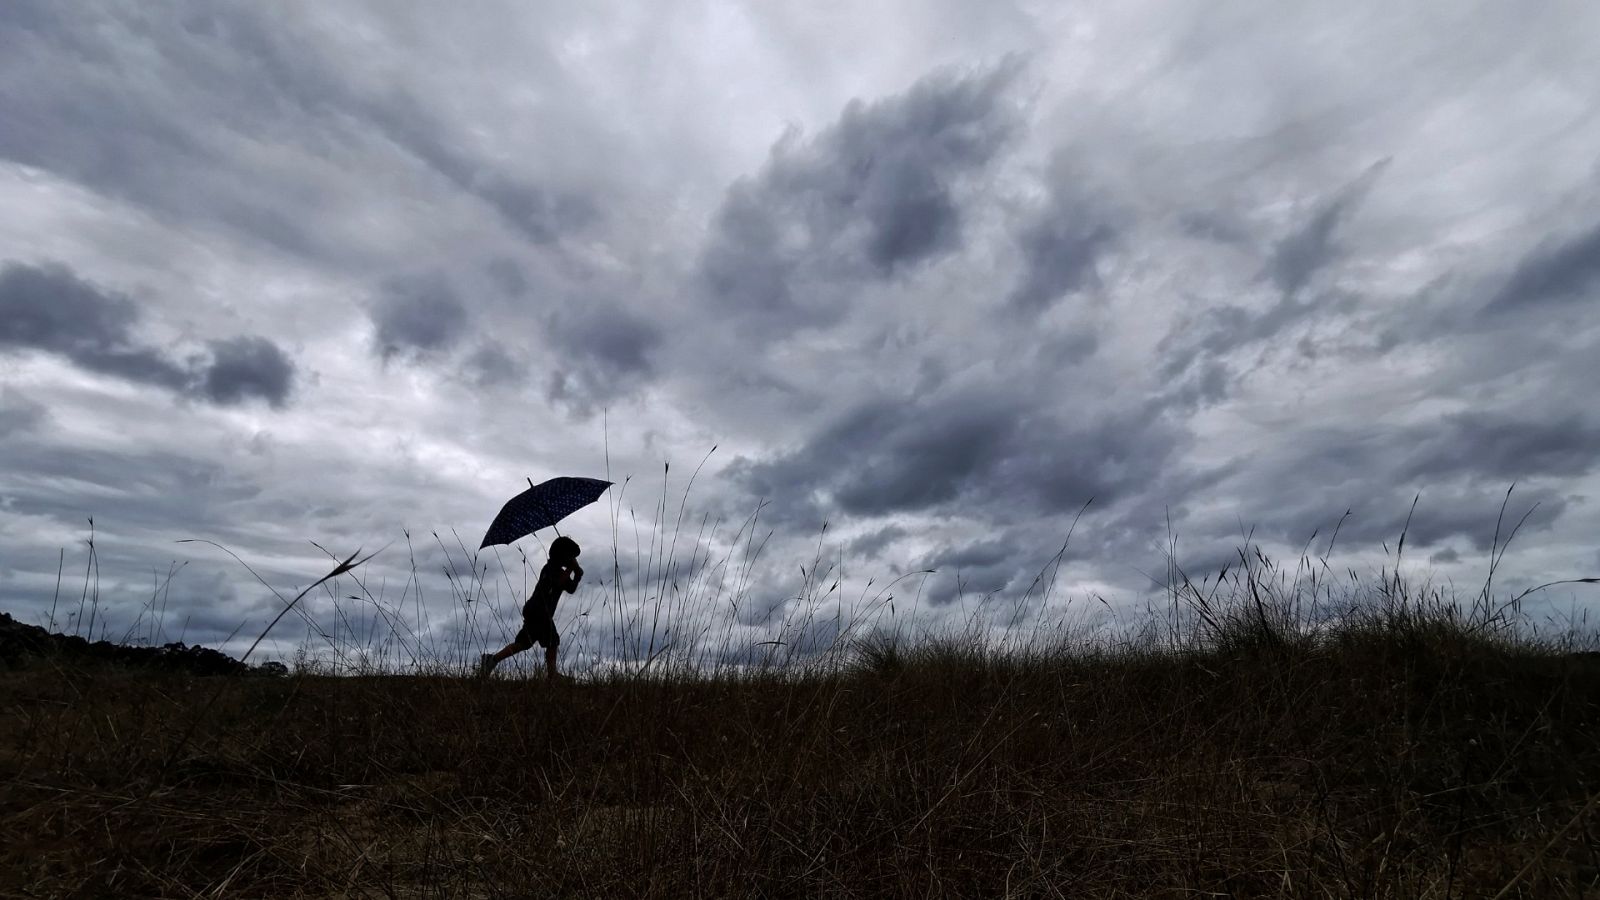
[527,476,535,489]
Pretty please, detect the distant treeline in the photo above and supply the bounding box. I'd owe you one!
[0,611,284,677]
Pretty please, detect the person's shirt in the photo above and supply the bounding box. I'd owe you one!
[523,560,572,620]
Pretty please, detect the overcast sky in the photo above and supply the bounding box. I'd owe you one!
[2,1,1598,665]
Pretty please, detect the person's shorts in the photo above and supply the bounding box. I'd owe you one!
[517,614,559,649]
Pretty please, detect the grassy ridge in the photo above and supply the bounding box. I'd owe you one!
[3,608,1599,898]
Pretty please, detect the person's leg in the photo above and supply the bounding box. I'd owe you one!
[480,634,531,676]
[527,614,561,681]
[491,639,528,664]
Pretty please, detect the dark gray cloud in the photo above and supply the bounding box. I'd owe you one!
[198,336,294,408]
[1147,480,1572,595]
[1300,485,1567,557]
[0,261,192,390]
[1193,408,1591,561]
[1156,161,1390,408]
[1399,413,1600,483]
[0,4,592,260]
[465,341,524,386]
[1007,180,1117,310]
[1178,210,1252,245]
[342,84,596,245]
[370,274,469,360]
[1429,547,1461,565]
[0,7,329,261]
[1158,290,1356,400]
[817,395,1020,515]
[1268,158,1389,298]
[848,524,908,559]
[1243,412,1600,497]
[485,259,530,297]
[0,443,260,539]
[0,390,47,438]
[699,61,1022,334]
[549,304,658,376]
[0,261,296,406]
[0,261,138,347]
[916,538,1023,607]
[732,582,796,628]
[732,382,1184,526]
[544,302,662,410]
[1487,219,1600,313]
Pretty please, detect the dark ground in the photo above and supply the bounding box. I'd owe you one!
[2,615,1598,897]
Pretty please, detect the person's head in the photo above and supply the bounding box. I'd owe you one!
[550,536,580,562]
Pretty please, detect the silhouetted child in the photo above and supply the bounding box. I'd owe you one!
[479,536,583,680]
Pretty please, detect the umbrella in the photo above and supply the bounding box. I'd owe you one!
[479,476,612,549]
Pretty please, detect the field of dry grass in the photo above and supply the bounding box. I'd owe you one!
[4,607,1599,898]
[5,495,1599,897]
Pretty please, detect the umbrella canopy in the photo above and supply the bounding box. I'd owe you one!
[478,476,612,549]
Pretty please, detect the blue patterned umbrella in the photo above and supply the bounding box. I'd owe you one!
[478,476,612,549]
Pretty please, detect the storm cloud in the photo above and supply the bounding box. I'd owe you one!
[1487,219,1600,313]
[545,302,662,410]
[733,380,1185,526]
[198,336,295,408]
[700,61,1022,334]
[0,261,296,407]
[0,4,596,261]
[1007,176,1119,311]
[1268,158,1390,298]
[0,390,47,438]
[1156,159,1392,407]
[370,274,470,360]
[0,261,192,390]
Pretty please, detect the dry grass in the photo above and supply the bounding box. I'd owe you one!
[4,601,1599,897]
[5,485,1598,897]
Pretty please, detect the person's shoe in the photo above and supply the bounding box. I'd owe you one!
[476,654,496,679]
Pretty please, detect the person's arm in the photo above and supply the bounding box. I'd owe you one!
[565,562,584,593]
